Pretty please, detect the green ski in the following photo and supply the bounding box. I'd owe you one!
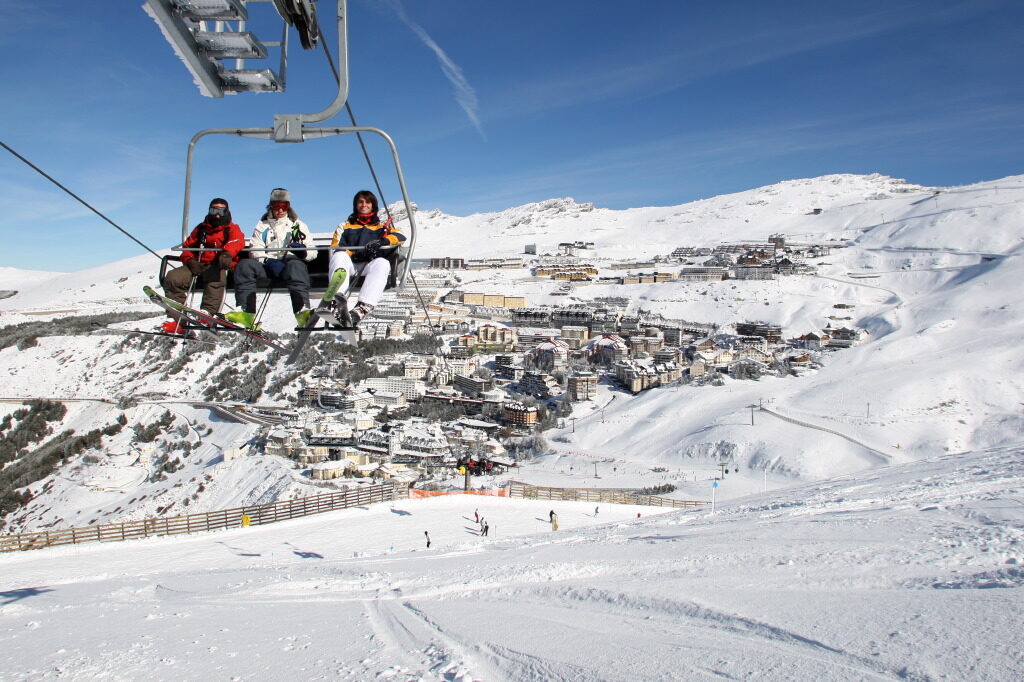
[286,268,349,364]
[142,285,288,353]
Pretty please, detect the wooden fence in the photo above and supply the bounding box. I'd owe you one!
[0,482,407,554]
[508,481,706,508]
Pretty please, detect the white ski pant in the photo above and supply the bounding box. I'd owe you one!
[328,250,391,306]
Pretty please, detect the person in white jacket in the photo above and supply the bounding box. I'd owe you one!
[229,188,316,327]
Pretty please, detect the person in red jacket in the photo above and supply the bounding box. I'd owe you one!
[160,198,245,333]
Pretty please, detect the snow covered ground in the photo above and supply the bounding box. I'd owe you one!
[3,172,1024,510]
[1,444,1021,680]
[2,172,1024,678]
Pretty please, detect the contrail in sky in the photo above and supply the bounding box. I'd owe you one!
[387,1,485,139]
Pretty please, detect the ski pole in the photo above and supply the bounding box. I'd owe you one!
[254,280,274,328]
[185,271,198,310]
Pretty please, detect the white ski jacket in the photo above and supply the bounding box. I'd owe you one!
[249,216,316,262]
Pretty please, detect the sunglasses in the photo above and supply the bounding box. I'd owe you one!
[270,201,290,211]
[209,205,228,216]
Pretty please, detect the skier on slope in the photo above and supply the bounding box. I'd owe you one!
[326,190,406,328]
[227,188,317,329]
[160,198,244,333]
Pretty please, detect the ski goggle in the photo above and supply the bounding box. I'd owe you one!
[209,205,228,216]
[270,201,290,211]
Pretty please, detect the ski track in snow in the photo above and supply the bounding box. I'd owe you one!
[1,448,1023,679]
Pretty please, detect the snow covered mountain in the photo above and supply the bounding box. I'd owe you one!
[2,172,1024,520]
[1,172,1023,678]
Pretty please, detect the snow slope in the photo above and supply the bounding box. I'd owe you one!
[0,444,1020,680]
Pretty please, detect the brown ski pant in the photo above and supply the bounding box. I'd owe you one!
[162,264,226,316]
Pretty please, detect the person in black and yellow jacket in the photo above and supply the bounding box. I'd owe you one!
[327,190,406,327]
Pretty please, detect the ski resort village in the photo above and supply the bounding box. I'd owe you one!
[1,179,894,532]
[192,228,863,485]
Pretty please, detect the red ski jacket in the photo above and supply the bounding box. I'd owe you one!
[180,221,245,268]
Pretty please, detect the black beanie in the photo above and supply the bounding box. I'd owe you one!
[210,198,229,210]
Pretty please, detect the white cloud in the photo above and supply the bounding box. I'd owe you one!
[386,0,485,139]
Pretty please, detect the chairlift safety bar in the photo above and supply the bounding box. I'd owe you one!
[173,0,417,289]
[180,126,418,288]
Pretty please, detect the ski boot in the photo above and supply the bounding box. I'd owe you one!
[322,297,350,329]
[294,307,314,327]
[159,319,186,335]
[348,301,374,328]
[224,311,261,331]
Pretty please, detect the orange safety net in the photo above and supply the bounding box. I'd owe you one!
[409,489,508,498]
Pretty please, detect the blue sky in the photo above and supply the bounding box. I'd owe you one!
[2,0,1023,272]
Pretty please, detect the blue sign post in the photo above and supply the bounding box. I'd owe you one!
[711,480,718,513]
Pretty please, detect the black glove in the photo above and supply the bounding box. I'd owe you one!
[217,251,234,270]
[264,258,287,279]
[288,241,307,260]
[364,238,387,259]
[185,259,204,276]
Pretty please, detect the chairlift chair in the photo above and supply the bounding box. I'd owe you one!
[148,0,417,301]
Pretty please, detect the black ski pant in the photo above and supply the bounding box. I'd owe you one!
[234,258,311,313]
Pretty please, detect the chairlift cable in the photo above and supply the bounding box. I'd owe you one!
[319,40,450,373]
[1,140,163,261]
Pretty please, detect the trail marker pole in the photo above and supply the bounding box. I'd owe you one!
[711,480,718,513]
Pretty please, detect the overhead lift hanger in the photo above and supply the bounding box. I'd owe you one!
[142,0,418,288]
